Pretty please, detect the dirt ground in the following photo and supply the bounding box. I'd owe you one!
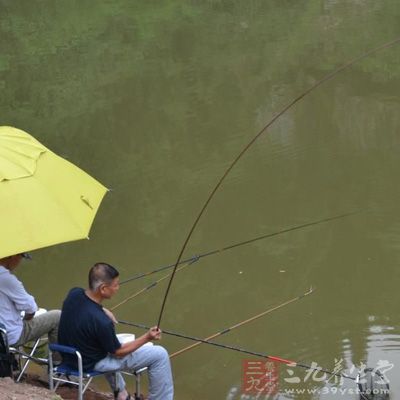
[0,375,114,400]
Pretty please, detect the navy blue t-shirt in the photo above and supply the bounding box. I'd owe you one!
[58,288,121,371]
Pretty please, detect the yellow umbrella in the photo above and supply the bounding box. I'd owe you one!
[0,126,108,258]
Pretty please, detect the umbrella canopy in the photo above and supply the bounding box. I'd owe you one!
[0,126,108,258]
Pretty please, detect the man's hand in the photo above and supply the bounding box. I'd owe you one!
[103,307,118,324]
[115,327,162,357]
[147,326,162,341]
[23,312,35,321]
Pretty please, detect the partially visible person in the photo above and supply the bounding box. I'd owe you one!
[0,254,61,347]
[58,263,173,400]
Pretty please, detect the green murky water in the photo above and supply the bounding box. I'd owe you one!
[2,1,400,398]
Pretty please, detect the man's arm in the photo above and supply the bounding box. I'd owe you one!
[3,273,38,315]
[113,327,162,358]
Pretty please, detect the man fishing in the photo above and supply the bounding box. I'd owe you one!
[0,253,60,348]
[58,262,173,400]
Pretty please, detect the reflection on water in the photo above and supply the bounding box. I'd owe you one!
[224,322,400,399]
[2,1,400,399]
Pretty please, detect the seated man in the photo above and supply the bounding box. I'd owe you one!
[58,263,173,400]
[0,254,61,348]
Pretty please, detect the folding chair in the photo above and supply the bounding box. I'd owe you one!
[14,308,49,382]
[49,344,146,400]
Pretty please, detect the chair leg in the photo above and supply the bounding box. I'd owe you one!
[16,338,42,382]
[135,372,141,400]
[134,368,147,400]
[79,374,83,400]
[48,348,54,391]
[82,377,93,396]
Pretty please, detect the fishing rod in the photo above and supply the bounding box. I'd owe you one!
[115,214,351,309]
[114,214,352,311]
[112,257,199,311]
[120,255,199,285]
[169,287,314,358]
[119,320,384,400]
[120,211,356,286]
[117,319,354,382]
[156,37,400,328]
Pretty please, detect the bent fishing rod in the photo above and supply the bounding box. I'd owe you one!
[120,211,356,286]
[118,318,354,382]
[156,37,400,328]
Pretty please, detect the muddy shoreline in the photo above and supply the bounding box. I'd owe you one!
[0,375,114,400]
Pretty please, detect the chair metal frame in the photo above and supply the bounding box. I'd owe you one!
[1,322,47,382]
[49,343,146,400]
[7,307,50,381]
[13,336,45,382]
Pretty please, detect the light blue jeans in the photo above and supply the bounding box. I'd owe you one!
[94,344,173,400]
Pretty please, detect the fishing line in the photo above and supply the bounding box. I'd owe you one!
[118,319,354,381]
[157,37,400,328]
[120,212,356,286]
[169,287,314,358]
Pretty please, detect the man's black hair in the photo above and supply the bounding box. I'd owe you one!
[88,262,119,291]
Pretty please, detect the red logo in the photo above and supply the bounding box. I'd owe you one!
[242,359,279,395]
